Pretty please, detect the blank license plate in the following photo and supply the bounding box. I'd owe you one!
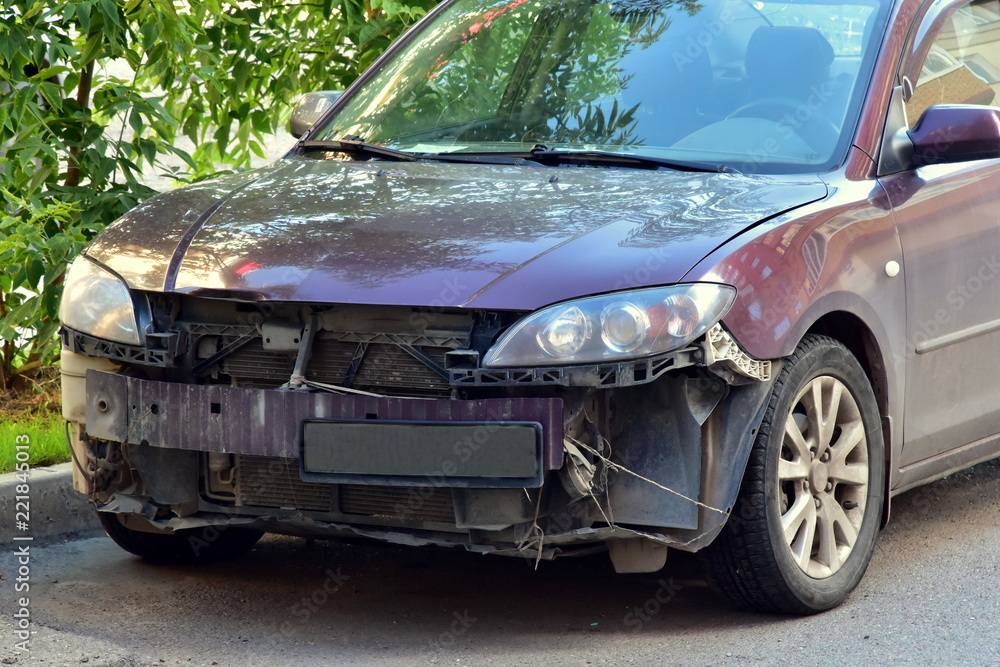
[300,420,543,487]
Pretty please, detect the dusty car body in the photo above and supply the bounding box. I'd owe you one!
[60,0,1000,613]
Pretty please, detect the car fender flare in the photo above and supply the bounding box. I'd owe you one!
[666,371,778,552]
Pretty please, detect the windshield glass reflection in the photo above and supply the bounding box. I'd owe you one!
[315,0,888,172]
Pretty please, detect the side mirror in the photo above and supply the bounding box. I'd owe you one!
[909,104,1000,166]
[289,91,343,139]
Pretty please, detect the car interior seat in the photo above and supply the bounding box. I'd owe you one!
[616,33,718,147]
[733,25,838,151]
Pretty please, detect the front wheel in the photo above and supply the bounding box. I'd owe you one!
[699,334,885,614]
[97,511,263,564]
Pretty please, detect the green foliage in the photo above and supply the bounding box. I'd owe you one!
[0,409,68,473]
[552,99,641,146]
[325,0,670,149]
[0,0,434,393]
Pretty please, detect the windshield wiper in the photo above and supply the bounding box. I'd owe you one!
[298,139,540,166]
[445,147,719,172]
[298,139,419,162]
[527,149,719,172]
[298,140,719,172]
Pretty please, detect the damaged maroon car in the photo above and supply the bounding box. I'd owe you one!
[60,0,1000,614]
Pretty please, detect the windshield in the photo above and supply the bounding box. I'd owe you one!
[313,0,889,173]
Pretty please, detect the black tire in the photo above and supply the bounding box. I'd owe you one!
[699,334,885,614]
[97,511,263,564]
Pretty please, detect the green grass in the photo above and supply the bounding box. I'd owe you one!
[0,410,69,474]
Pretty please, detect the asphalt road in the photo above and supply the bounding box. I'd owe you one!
[3,459,1000,667]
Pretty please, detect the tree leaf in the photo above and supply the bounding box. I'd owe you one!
[0,0,437,391]
[81,32,104,66]
[25,260,45,291]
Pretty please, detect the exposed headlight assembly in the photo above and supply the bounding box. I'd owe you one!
[59,257,142,345]
[483,284,736,367]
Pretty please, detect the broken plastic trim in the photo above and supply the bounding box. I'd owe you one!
[701,324,772,382]
[61,326,176,367]
[449,347,701,387]
[452,326,771,388]
[92,499,729,561]
[67,317,771,392]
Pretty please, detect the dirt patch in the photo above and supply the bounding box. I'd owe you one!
[0,365,61,419]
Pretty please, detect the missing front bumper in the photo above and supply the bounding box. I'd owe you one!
[84,370,563,487]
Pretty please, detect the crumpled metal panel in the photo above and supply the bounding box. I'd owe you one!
[85,370,564,469]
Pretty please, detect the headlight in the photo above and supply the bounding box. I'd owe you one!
[483,284,736,367]
[59,257,141,345]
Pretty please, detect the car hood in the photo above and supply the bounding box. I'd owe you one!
[86,158,827,311]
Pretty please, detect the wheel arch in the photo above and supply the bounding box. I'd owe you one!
[698,332,887,613]
[805,311,893,525]
[806,312,889,428]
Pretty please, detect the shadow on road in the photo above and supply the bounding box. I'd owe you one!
[17,458,1000,665]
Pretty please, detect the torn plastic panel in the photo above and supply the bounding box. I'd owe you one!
[78,364,777,560]
[86,505,705,562]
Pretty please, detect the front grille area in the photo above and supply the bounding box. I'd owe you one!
[234,456,457,524]
[340,484,456,523]
[223,341,295,389]
[347,343,451,397]
[236,455,334,511]
[222,337,455,397]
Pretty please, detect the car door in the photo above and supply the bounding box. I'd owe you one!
[886,0,1000,469]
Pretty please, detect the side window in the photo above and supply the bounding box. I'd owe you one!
[906,0,1000,121]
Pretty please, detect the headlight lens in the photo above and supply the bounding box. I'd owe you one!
[59,257,141,345]
[484,284,736,367]
[601,301,651,353]
[537,306,590,357]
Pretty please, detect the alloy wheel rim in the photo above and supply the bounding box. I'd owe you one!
[778,375,869,579]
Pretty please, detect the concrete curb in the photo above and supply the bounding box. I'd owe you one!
[0,462,101,543]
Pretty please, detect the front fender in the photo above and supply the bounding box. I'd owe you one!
[669,372,778,552]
